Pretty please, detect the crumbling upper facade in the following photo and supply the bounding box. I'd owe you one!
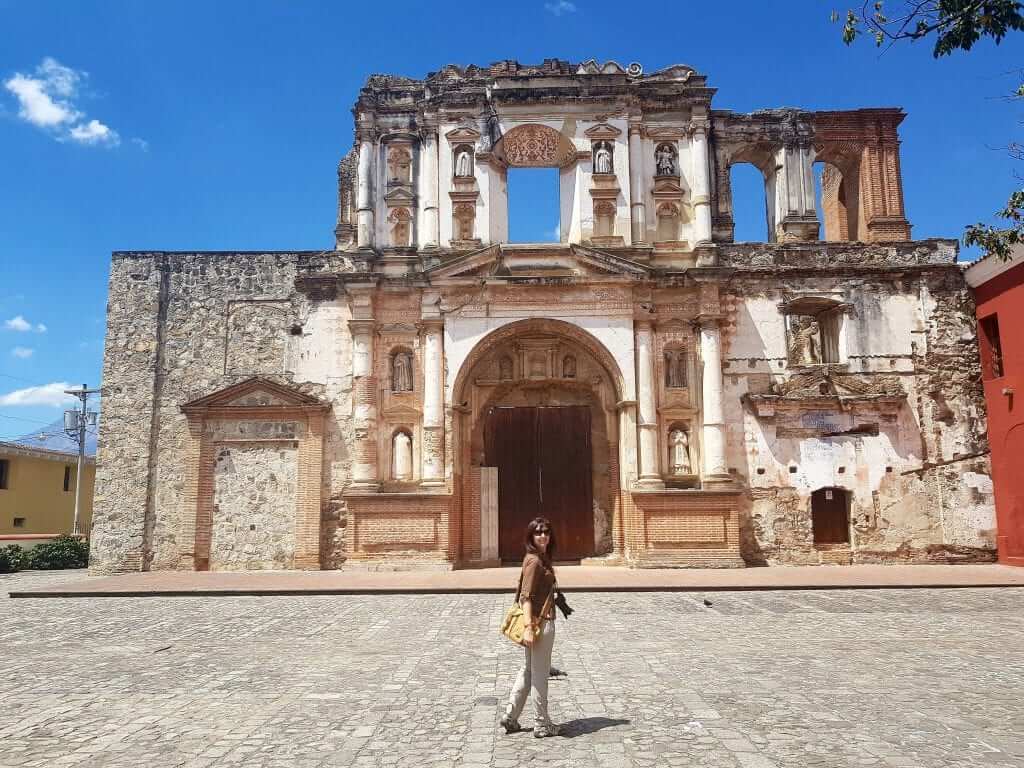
[90,59,995,572]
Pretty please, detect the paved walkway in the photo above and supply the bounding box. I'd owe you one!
[1,569,1022,768]
[7,563,1024,597]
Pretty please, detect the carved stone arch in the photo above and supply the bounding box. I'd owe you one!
[453,318,625,410]
[813,141,862,241]
[493,123,578,168]
[452,318,626,563]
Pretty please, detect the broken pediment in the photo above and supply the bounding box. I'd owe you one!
[576,60,627,76]
[181,377,329,416]
[744,367,906,417]
[425,244,652,282]
[645,64,695,82]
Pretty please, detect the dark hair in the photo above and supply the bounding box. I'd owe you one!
[524,517,556,562]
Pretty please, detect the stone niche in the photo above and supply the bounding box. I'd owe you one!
[446,125,482,248]
[179,377,330,571]
[383,138,416,249]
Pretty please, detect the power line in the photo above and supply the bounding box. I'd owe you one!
[0,371,49,386]
[0,412,53,425]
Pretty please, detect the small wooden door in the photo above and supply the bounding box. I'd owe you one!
[811,487,850,545]
[484,406,593,561]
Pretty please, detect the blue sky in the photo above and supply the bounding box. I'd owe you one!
[1,0,1021,436]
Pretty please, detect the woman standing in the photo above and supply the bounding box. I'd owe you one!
[500,517,561,738]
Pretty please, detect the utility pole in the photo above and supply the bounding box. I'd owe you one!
[64,385,99,537]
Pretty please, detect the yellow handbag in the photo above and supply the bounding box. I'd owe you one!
[500,571,555,646]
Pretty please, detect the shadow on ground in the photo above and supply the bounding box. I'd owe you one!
[559,717,631,738]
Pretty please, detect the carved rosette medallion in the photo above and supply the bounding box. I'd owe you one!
[498,124,576,168]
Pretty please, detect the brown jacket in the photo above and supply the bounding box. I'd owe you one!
[518,553,556,620]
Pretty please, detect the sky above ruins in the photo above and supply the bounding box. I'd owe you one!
[0,0,1021,433]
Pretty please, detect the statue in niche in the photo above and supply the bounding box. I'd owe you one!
[389,208,412,247]
[454,203,475,241]
[655,144,677,176]
[669,429,692,475]
[563,354,577,378]
[788,316,822,366]
[387,146,412,184]
[594,142,613,174]
[392,431,413,481]
[455,148,473,177]
[391,351,413,392]
[664,349,687,388]
[499,355,513,380]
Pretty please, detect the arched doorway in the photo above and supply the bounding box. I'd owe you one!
[811,487,851,545]
[452,319,625,564]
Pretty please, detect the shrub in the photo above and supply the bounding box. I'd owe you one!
[1,544,30,572]
[27,536,89,570]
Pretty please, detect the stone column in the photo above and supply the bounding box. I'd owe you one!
[420,312,445,487]
[777,141,820,241]
[634,320,664,489]
[349,318,379,488]
[356,129,375,249]
[421,117,440,249]
[628,122,647,245]
[699,318,730,486]
[690,119,713,245]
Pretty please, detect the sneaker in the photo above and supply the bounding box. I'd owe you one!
[499,713,522,734]
[533,723,561,738]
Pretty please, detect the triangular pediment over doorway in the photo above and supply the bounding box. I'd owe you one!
[181,377,329,415]
[425,243,652,282]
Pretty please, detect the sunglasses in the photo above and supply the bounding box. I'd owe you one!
[534,529,551,536]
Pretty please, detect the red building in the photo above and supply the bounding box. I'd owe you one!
[966,253,1024,566]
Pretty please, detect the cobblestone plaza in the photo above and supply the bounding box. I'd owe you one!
[2,571,1022,768]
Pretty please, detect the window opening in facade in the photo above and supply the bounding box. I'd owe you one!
[0,459,8,489]
[979,314,1003,379]
[729,163,769,242]
[63,465,72,492]
[507,168,560,243]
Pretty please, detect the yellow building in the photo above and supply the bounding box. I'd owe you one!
[0,441,95,536]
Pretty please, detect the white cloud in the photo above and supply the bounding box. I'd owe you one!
[544,0,576,15]
[69,118,119,146]
[10,346,33,359]
[3,315,47,333]
[131,137,149,152]
[551,223,561,239]
[0,381,76,407]
[3,57,123,147]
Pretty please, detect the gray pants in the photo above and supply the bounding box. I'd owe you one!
[507,619,556,726]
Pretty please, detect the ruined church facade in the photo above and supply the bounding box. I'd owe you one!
[90,59,995,572]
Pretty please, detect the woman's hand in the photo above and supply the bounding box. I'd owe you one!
[522,624,536,646]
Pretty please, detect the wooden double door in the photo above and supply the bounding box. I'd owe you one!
[484,406,594,561]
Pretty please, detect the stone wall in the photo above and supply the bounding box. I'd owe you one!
[91,251,355,573]
[718,254,996,565]
[210,442,298,569]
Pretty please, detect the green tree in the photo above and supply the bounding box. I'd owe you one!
[836,1,1024,259]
